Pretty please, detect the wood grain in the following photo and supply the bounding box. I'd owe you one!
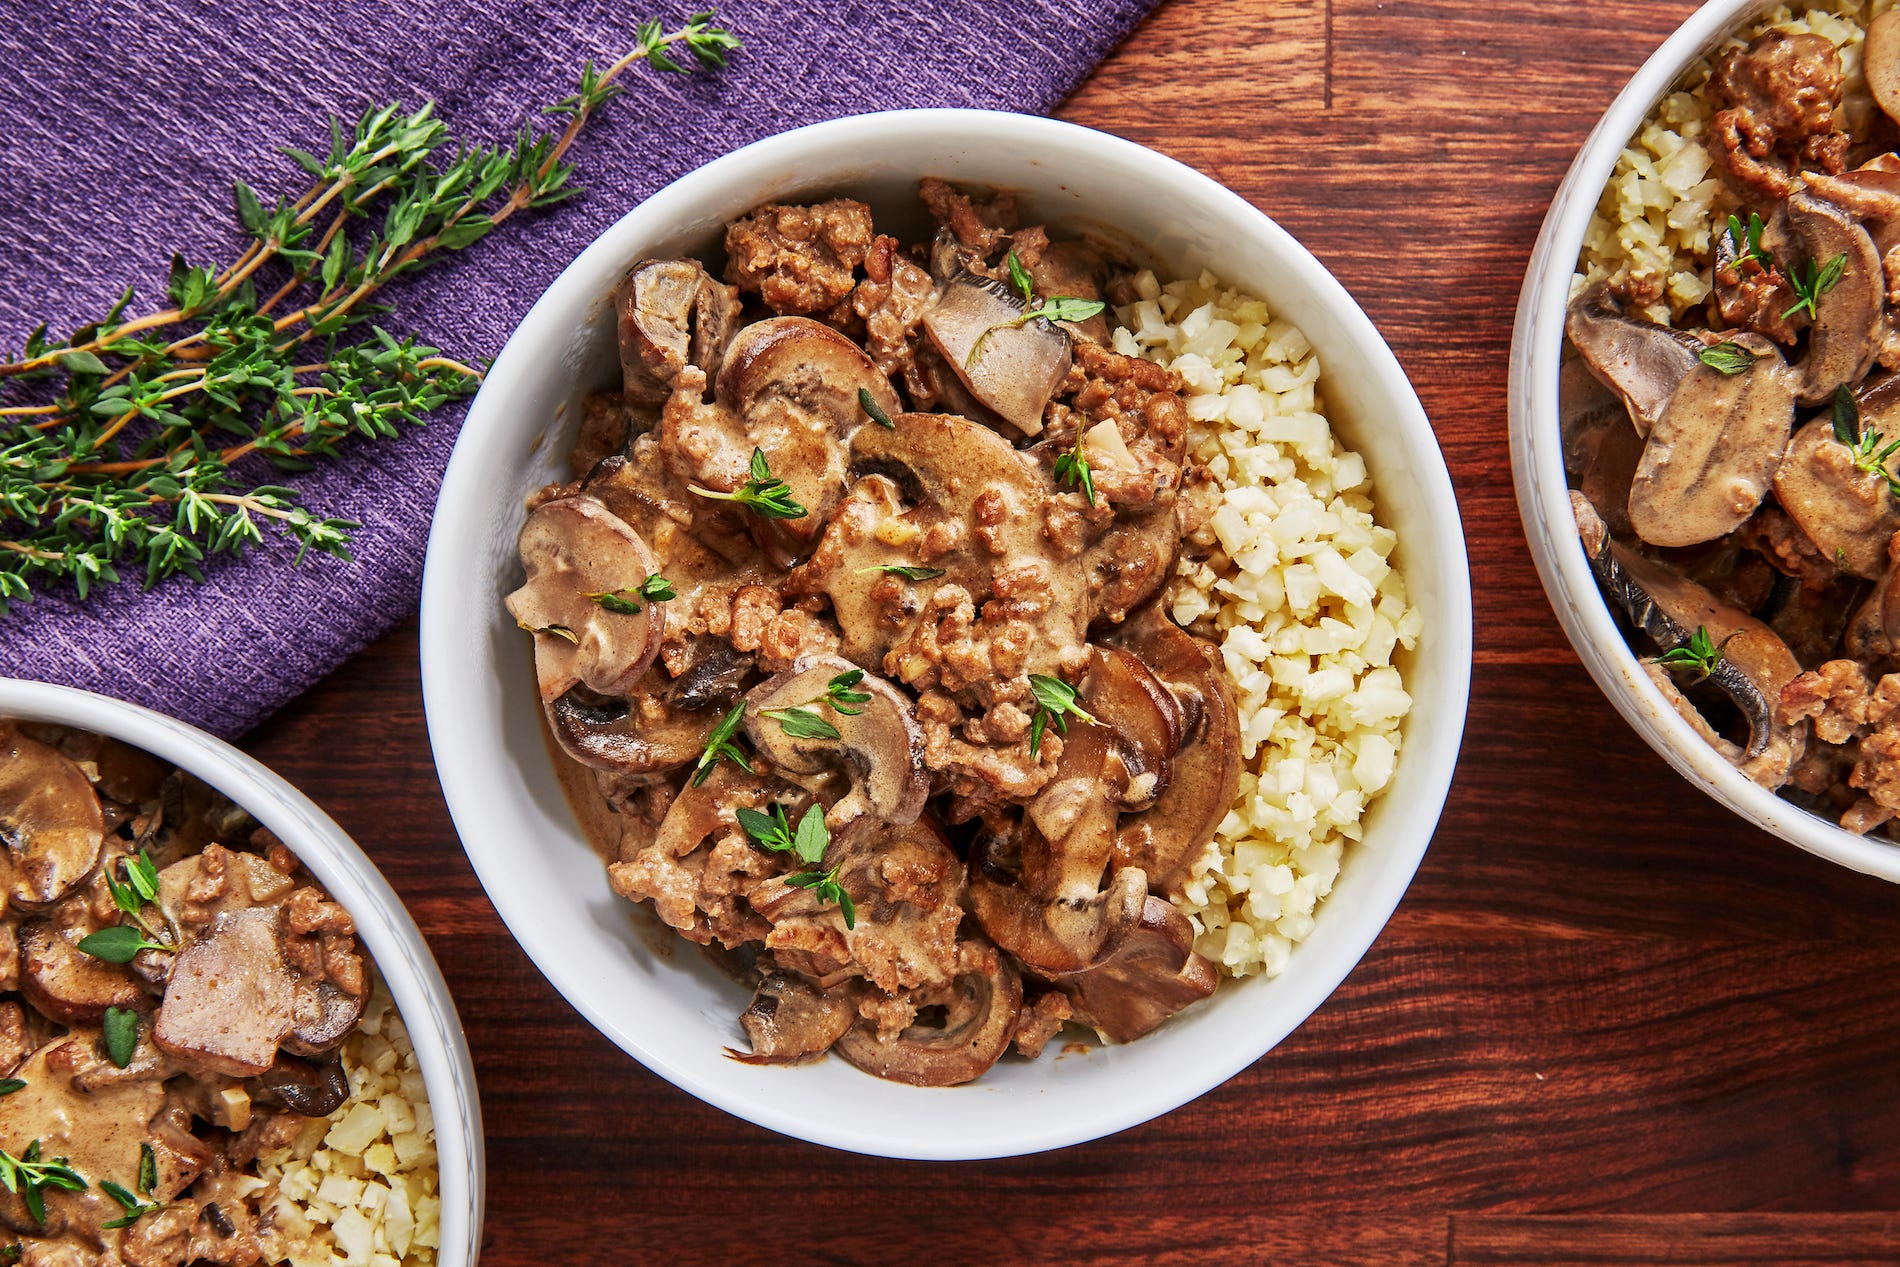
[239,1,1900,1262]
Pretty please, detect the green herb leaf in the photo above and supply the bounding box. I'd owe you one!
[1783,252,1849,320]
[1023,296,1107,325]
[791,803,828,866]
[1835,383,1861,446]
[0,1081,23,1097]
[823,670,871,716]
[102,1007,138,1069]
[786,863,853,928]
[689,448,806,519]
[638,574,675,601]
[75,925,169,965]
[691,701,751,788]
[854,563,947,582]
[59,350,106,376]
[1697,342,1758,375]
[1849,428,1900,501]
[1053,447,1096,507]
[1006,250,1035,305]
[736,804,796,854]
[858,387,896,430]
[138,1145,155,1196]
[587,591,642,615]
[1651,625,1736,683]
[98,1177,161,1229]
[761,706,842,741]
[1027,672,1097,758]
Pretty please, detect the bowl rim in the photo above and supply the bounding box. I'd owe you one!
[1507,0,1900,884]
[0,677,486,1260]
[421,106,1473,1156]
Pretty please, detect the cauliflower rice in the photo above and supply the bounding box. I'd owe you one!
[1572,2,1880,323]
[257,981,441,1267]
[1111,270,1420,978]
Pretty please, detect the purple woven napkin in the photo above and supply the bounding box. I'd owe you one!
[0,0,1156,737]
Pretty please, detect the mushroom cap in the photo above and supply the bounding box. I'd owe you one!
[153,906,295,1078]
[1866,10,1900,129]
[505,494,666,703]
[1080,646,1182,811]
[1627,340,1794,548]
[920,272,1073,435]
[1772,417,1900,578]
[733,974,859,1065]
[17,915,145,1024]
[741,654,926,827]
[0,724,105,912]
[617,257,740,406]
[1057,896,1216,1043]
[1564,282,1704,438]
[832,938,1023,1087]
[1787,192,1886,406]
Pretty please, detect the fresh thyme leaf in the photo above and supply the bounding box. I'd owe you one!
[858,387,896,429]
[1783,252,1849,320]
[1697,342,1758,375]
[1022,296,1107,324]
[691,701,751,788]
[762,706,842,741]
[126,852,160,904]
[0,12,742,616]
[0,1144,86,1225]
[1725,211,1773,271]
[76,925,172,964]
[1835,383,1861,446]
[855,563,947,581]
[1651,625,1736,683]
[689,448,806,519]
[1849,428,1900,501]
[736,804,796,854]
[1006,250,1035,305]
[137,1144,156,1196]
[787,864,854,928]
[102,1007,138,1069]
[529,623,578,644]
[1053,443,1096,507]
[98,1178,162,1229]
[584,573,672,615]
[638,573,675,601]
[1026,672,1096,758]
[790,803,828,866]
[823,669,871,716]
[0,1081,22,1097]
[590,591,642,615]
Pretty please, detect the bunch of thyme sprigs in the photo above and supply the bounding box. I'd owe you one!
[0,12,740,616]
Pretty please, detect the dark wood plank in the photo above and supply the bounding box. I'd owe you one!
[236,0,1900,1263]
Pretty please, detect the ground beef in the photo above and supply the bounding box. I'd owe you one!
[919,176,1018,267]
[1011,990,1073,1058]
[1708,31,1848,199]
[1779,658,1875,744]
[853,233,935,399]
[723,199,874,315]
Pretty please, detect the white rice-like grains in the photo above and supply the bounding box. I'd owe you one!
[257,980,441,1267]
[1114,269,1420,978]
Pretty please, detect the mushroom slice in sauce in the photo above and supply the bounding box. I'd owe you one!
[1057,896,1216,1043]
[1627,336,1794,548]
[1771,416,1900,578]
[1866,10,1900,130]
[0,723,105,911]
[1079,647,1182,812]
[18,913,146,1023]
[1786,192,1885,405]
[154,906,297,1078]
[732,973,859,1065]
[741,655,926,828]
[832,938,1022,1087]
[505,494,666,703]
[1565,282,1705,438]
[1575,493,1805,787]
[616,257,741,405]
[921,272,1072,435]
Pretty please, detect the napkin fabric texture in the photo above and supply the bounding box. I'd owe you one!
[0,0,1157,737]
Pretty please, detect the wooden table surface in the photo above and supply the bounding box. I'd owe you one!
[241,2,1900,1262]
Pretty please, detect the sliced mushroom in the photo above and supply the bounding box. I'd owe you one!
[546,683,706,780]
[153,906,296,1078]
[921,272,1072,435]
[1564,282,1705,438]
[1845,531,1900,659]
[255,1053,351,1117]
[1562,353,1648,536]
[741,655,926,827]
[1574,492,1805,787]
[1786,192,1885,405]
[0,723,105,912]
[1058,896,1217,1043]
[1772,417,1900,578]
[1627,337,1794,548]
[833,938,1022,1087]
[731,973,859,1065]
[1081,647,1181,811]
[17,914,145,1023]
[1867,10,1900,127]
[1107,604,1242,899]
[617,257,741,406]
[505,495,666,703]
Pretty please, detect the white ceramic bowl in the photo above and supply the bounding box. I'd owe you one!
[0,678,485,1260]
[420,108,1472,1159]
[1510,0,1900,885]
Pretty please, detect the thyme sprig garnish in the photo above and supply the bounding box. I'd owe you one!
[95,851,175,957]
[857,387,895,430]
[99,1179,164,1230]
[691,700,751,787]
[855,563,946,581]
[762,669,872,738]
[761,707,841,740]
[0,1082,22,1097]
[820,669,871,716]
[1849,429,1900,500]
[0,1143,86,1225]
[689,448,805,519]
[1834,383,1860,446]
[736,803,855,928]
[965,250,1108,369]
[1027,672,1096,758]
[1725,212,1773,272]
[1697,342,1759,376]
[1053,430,1097,506]
[1651,625,1737,683]
[102,1007,139,1070]
[585,573,674,615]
[0,11,741,615]
[1782,252,1848,321]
